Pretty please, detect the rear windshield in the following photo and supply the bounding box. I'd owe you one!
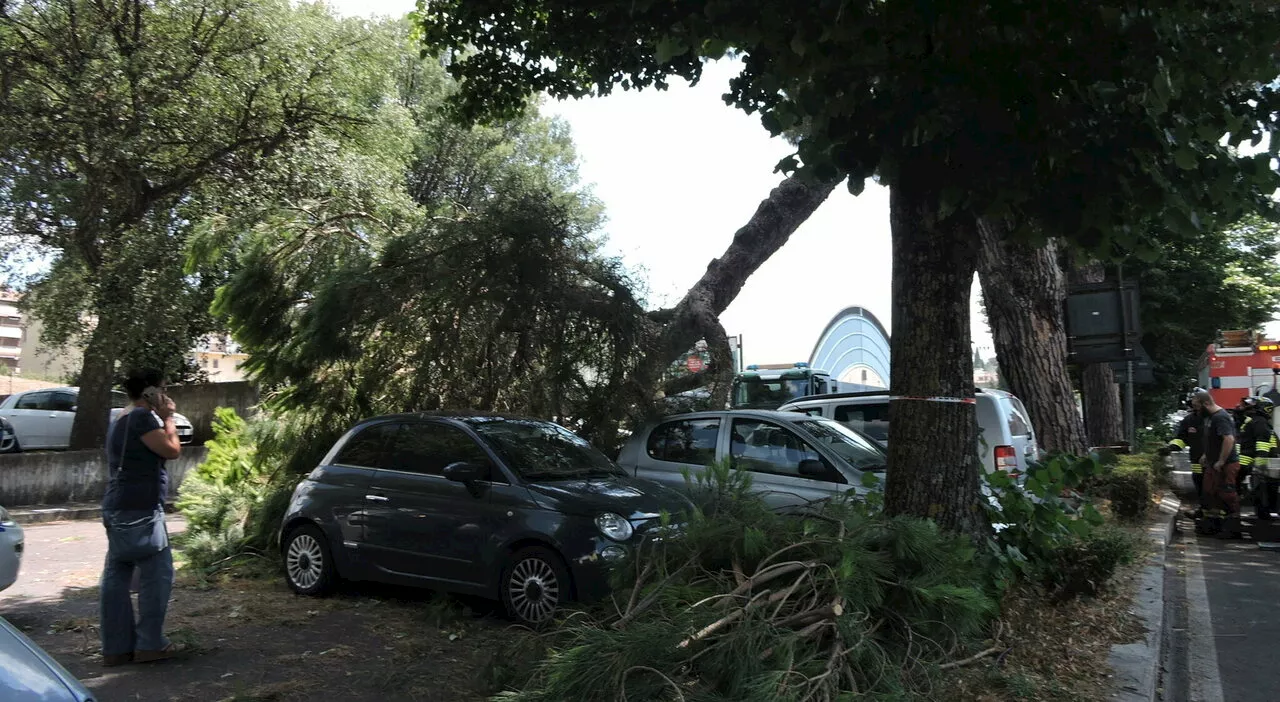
[1002,397,1033,437]
[834,402,890,443]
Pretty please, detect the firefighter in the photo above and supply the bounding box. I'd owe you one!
[1244,396,1279,521]
[1191,389,1241,537]
[1162,389,1206,516]
[1236,397,1268,518]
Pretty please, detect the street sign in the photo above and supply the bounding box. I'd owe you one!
[1065,281,1142,365]
[686,356,705,373]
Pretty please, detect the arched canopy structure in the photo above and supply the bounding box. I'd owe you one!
[808,307,891,388]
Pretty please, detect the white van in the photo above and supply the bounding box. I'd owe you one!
[779,388,1041,475]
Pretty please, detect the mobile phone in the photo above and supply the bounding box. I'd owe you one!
[140,386,169,413]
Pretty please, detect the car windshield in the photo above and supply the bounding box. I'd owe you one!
[733,378,809,408]
[792,418,887,472]
[467,418,624,480]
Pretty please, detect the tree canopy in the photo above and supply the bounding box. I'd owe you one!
[1130,214,1280,423]
[417,0,1280,532]
[0,0,399,446]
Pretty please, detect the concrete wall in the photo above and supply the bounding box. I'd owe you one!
[167,382,260,444]
[0,447,208,507]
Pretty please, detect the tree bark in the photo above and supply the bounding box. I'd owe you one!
[1069,261,1125,446]
[68,321,119,450]
[976,219,1088,455]
[633,175,839,400]
[883,163,985,537]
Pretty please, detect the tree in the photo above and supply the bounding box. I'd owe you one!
[416,1,1280,533]
[213,32,837,465]
[0,0,395,447]
[1129,215,1280,424]
[977,223,1088,454]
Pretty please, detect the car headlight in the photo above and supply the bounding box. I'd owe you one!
[0,506,13,526]
[594,512,634,542]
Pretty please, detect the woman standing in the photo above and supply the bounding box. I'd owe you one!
[99,369,184,666]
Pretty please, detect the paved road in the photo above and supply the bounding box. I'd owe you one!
[1,515,186,603]
[1165,517,1280,702]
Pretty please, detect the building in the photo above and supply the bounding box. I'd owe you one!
[0,291,22,371]
[192,334,250,383]
[18,314,84,381]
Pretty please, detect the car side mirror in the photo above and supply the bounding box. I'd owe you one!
[443,461,488,484]
[798,459,827,478]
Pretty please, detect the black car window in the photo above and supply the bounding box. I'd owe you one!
[391,423,493,479]
[834,403,890,443]
[333,422,397,468]
[50,392,77,412]
[15,392,51,411]
[110,392,130,410]
[646,418,719,465]
[729,418,843,484]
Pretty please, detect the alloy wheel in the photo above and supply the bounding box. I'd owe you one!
[286,533,325,590]
[506,556,561,624]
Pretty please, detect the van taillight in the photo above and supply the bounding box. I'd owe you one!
[995,445,1018,474]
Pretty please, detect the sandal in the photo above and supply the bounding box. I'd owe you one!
[102,653,133,667]
[133,642,188,663]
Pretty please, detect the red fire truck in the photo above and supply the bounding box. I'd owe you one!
[1197,330,1280,408]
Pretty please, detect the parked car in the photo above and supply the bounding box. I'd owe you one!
[0,615,96,702]
[0,504,23,592]
[279,413,692,626]
[0,387,193,452]
[617,410,887,511]
[779,388,1041,475]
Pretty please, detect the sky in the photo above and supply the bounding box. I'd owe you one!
[329,0,994,366]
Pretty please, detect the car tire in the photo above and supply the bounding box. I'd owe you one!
[282,524,337,596]
[0,437,20,454]
[500,545,571,627]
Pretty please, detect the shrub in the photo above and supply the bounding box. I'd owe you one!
[502,462,997,701]
[1041,526,1139,600]
[175,408,296,573]
[1089,454,1153,522]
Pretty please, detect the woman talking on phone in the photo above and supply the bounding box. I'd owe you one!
[99,368,185,666]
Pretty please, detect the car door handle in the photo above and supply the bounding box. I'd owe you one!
[365,494,389,502]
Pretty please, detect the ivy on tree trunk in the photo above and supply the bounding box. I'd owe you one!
[884,164,985,537]
[976,219,1088,455]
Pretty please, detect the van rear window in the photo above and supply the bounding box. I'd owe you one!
[1002,398,1033,437]
[834,403,890,442]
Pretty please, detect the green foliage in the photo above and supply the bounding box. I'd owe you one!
[507,467,995,700]
[1040,526,1140,601]
[175,408,294,571]
[1128,215,1280,424]
[211,34,649,456]
[983,454,1108,592]
[1095,455,1154,522]
[417,1,1280,253]
[0,1,404,440]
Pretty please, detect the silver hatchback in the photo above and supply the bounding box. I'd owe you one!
[617,410,887,511]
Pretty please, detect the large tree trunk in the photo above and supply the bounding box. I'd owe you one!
[635,175,839,398]
[883,165,985,537]
[1069,261,1125,446]
[68,322,118,450]
[976,219,1088,455]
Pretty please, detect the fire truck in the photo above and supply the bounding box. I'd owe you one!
[1197,329,1280,408]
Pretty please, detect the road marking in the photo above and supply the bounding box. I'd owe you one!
[1184,537,1226,702]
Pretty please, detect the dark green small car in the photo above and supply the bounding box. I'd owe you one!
[279,413,692,625]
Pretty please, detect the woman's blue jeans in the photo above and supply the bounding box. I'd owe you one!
[99,509,173,656]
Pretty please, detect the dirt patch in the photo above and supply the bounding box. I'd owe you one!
[939,558,1148,701]
[3,566,534,701]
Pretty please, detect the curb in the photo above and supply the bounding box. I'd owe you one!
[1107,493,1180,702]
[9,501,178,525]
